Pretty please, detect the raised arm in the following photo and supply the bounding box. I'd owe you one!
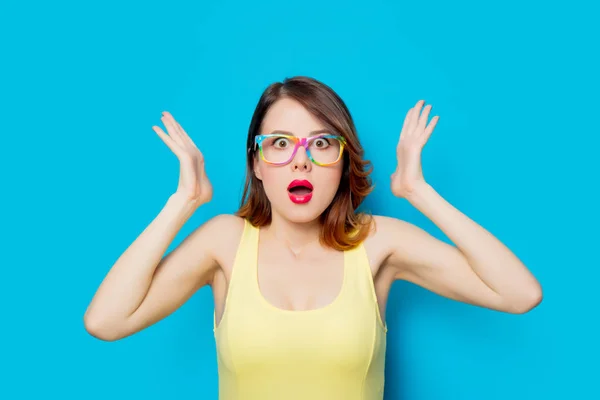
[84,197,229,341]
[84,111,218,340]
[381,100,542,313]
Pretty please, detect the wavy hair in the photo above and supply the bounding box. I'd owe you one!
[236,76,373,250]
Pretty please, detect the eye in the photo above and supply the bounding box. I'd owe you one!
[272,137,291,148]
[312,138,330,148]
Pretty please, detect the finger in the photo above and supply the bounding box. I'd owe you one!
[399,107,413,140]
[152,126,186,159]
[163,112,198,150]
[421,116,439,144]
[408,100,425,133]
[176,121,196,149]
[177,122,205,159]
[167,116,206,165]
[417,104,432,131]
[161,113,187,148]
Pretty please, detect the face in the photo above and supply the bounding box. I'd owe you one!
[253,97,345,224]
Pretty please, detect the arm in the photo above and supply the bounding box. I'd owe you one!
[377,182,542,314]
[83,194,227,341]
[383,100,542,314]
[83,110,220,341]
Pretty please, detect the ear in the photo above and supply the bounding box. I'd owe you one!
[253,155,263,180]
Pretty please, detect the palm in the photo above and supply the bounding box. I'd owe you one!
[391,100,439,198]
[152,112,213,206]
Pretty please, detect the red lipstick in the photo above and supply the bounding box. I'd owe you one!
[287,179,313,204]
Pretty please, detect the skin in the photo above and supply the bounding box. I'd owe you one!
[83,98,543,342]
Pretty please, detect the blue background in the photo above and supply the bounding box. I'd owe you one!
[1,0,598,399]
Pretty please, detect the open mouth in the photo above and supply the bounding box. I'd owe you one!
[287,179,313,204]
[288,186,312,195]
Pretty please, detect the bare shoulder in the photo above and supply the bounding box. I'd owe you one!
[363,214,405,245]
[206,214,244,250]
[362,214,418,274]
[201,213,246,263]
[203,213,245,236]
[369,214,425,240]
[361,215,397,275]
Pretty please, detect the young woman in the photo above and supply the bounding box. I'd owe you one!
[84,76,542,399]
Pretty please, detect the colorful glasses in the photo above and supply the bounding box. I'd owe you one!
[253,133,346,166]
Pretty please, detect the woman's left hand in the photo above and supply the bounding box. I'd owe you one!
[391,99,439,199]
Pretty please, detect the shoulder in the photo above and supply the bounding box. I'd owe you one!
[182,214,246,269]
[368,214,433,251]
[202,213,246,250]
[204,213,246,231]
[362,214,403,250]
[366,214,412,240]
[202,214,245,267]
[362,214,421,272]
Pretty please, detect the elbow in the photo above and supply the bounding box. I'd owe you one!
[509,284,543,314]
[83,312,124,342]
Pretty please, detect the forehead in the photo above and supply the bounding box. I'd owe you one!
[261,97,327,137]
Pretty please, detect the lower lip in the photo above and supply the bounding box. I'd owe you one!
[288,191,313,204]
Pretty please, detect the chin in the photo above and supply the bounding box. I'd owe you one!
[282,209,322,224]
[271,195,333,225]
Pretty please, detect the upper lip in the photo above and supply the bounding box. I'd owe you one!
[287,179,313,191]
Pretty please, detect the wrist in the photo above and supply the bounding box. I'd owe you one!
[165,193,202,218]
[404,180,434,204]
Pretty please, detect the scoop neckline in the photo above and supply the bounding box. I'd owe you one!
[253,225,348,314]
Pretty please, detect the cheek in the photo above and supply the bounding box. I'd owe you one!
[314,165,344,195]
[257,165,287,193]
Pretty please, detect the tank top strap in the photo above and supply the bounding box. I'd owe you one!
[213,218,258,331]
[238,217,259,260]
[228,218,259,288]
[345,242,388,333]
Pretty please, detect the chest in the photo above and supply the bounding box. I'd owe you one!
[256,249,345,312]
[219,301,379,374]
[212,236,395,331]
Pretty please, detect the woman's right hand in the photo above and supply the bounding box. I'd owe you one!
[152,112,213,206]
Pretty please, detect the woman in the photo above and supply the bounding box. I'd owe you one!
[84,76,542,399]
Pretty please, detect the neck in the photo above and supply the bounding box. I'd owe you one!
[265,212,321,253]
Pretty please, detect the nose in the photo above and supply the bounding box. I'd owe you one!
[290,144,311,171]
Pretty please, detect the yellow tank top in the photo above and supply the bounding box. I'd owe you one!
[213,219,387,399]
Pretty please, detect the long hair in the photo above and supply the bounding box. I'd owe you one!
[236,76,373,250]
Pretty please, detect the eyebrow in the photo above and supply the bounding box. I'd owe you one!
[265,129,331,136]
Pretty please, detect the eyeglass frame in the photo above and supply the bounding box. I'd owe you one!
[251,133,347,166]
